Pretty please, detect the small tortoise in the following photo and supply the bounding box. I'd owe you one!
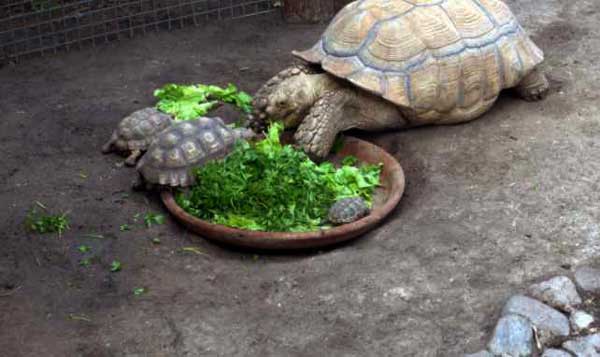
[328,197,370,225]
[250,0,549,157]
[102,107,172,166]
[135,117,254,189]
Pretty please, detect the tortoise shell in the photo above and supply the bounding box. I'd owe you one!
[112,107,172,151]
[328,197,370,225]
[136,117,254,187]
[294,0,544,122]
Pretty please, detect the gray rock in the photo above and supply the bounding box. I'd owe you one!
[562,333,600,356]
[528,276,582,311]
[570,310,595,332]
[501,295,570,345]
[487,314,533,357]
[574,267,600,294]
[464,350,494,357]
[542,349,574,357]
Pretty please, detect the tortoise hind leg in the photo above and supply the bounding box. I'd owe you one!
[101,133,117,154]
[516,68,550,102]
[124,149,142,166]
[132,173,153,191]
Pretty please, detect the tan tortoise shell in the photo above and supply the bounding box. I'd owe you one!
[293,0,544,121]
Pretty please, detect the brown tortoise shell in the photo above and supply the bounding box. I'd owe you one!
[293,0,544,123]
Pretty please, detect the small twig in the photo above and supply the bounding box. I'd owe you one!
[181,247,210,257]
[67,313,92,322]
[0,285,22,297]
[532,325,542,350]
[35,201,47,210]
[82,233,105,239]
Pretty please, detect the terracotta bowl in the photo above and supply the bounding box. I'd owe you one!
[161,136,405,251]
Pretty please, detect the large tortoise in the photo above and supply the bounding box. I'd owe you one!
[250,0,549,157]
[135,117,254,189]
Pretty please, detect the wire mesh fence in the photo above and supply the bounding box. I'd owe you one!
[0,0,277,63]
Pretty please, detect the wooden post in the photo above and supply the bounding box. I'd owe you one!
[282,0,353,23]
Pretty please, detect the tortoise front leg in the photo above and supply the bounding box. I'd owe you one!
[294,90,351,158]
[124,149,142,166]
[516,68,550,101]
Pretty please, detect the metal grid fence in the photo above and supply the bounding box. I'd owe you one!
[0,0,277,63]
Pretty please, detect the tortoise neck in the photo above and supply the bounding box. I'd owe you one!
[306,73,340,104]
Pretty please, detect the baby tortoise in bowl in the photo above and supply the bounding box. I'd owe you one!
[328,197,370,225]
[134,117,255,190]
[250,0,549,158]
[102,107,173,166]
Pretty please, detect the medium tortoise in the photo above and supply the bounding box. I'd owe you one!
[251,0,549,158]
[328,197,370,225]
[135,117,254,189]
[102,107,173,166]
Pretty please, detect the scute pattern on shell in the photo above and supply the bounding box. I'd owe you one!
[293,0,544,122]
[136,117,243,187]
[328,197,370,225]
[114,107,172,151]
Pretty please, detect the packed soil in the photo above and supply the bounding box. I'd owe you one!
[1,1,600,355]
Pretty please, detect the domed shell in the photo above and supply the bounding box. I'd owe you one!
[136,117,253,187]
[328,197,370,225]
[114,107,172,151]
[294,0,544,120]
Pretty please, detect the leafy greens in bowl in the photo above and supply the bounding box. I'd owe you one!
[175,123,382,232]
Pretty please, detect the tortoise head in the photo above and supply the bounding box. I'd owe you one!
[263,73,316,128]
[233,127,256,141]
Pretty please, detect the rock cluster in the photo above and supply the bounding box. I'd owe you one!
[466,266,600,357]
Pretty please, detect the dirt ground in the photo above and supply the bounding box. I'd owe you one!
[1,1,600,356]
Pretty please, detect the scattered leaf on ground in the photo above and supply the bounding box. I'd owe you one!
[77,245,91,253]
[133,287,147,296]
[110,260,121,272]
[144,213,166,228]
[119,224,130,231]
[25,207,70,235]
[79,258,92,267]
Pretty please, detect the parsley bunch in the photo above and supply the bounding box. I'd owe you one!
[175,123,381,232]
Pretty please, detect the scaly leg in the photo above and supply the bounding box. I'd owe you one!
[294,90,351,158]
[132,173,151,191]
[101,132,117,154]
[124,149,142,166]
[516,68,550,101]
